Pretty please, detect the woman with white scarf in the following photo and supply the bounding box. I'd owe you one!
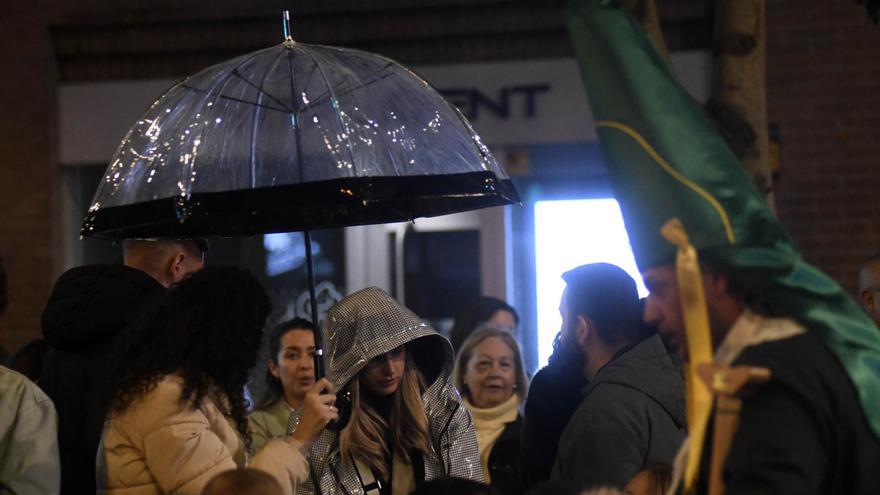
[455,326,529,495]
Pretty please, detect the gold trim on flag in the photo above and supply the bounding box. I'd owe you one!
[597,120,736,245]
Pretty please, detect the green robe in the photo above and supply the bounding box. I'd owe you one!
[702,332,880,494]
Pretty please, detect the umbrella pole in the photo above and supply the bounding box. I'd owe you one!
[304,229,325,379]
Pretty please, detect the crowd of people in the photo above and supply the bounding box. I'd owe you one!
[1,237,880,495]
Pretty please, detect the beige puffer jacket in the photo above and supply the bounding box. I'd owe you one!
[96,375,308,495]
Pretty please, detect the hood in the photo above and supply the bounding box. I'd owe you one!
[566,0,880,439]
[323,287,452,390]
[41,264,165,350]
[300,288,480,494]
[585,334,685,428]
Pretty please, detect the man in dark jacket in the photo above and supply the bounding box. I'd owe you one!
[549,263,685,491]
[523,298,661,490]
[40,239,205,494]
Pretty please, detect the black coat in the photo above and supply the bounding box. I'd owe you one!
[521,353,588,490]
[703,332,880,495]
[488,415,523,495]
[551,334,686,490]
[39,265,164,495]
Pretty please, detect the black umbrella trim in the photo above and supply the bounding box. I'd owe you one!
[82,172,520,240]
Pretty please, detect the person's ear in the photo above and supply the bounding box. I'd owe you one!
[168,252,187,283]
[703,270,725,296]
[861,290,876,315]
[574,315,591,348]
[268,359,281,379]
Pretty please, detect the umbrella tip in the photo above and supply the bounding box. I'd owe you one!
[282,10,293,42]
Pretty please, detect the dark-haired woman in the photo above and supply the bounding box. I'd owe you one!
[96,267,337,495]
[296,287,482,495]
[449,297,520,354]
[250,318,317,451]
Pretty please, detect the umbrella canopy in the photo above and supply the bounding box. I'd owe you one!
[82,39,518,240]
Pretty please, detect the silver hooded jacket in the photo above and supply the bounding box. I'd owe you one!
[295,287,482,495]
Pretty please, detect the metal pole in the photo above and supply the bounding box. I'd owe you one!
[304,229,325,379]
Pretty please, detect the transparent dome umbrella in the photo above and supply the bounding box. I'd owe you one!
[81,45,517,239]
[81,22,519,377]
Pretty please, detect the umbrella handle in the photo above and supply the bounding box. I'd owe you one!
[313,349,325,380]
[304,229,351,431]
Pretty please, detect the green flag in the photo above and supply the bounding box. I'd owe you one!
[565,0,880,438]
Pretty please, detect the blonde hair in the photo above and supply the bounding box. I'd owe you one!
[339,350,431,480]
[454,325,529,402]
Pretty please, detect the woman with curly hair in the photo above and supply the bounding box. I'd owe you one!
[249,318,317,451]
[96,266,337,495]
[297,287,482,495]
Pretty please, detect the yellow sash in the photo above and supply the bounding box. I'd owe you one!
[661,218,714,494]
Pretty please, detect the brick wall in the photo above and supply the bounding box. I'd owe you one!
[767,0,880,296]
[0,7,60,356]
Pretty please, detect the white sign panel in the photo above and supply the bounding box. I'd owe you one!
[58,53,711,164]
[416,53,711,146]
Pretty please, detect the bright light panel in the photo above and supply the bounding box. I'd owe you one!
[534,199,647,368]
